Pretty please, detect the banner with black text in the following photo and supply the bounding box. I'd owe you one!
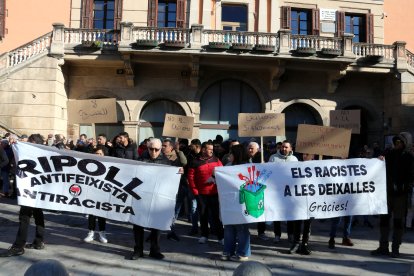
[215,158,387,225]
[12,142,181,230]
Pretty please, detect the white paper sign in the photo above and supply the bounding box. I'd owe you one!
[320,9,337,21]
[215,159,387,225]
[12,142,181,230]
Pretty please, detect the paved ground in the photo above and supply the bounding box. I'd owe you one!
[0,197,413,276]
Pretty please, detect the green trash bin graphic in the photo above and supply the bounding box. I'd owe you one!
[239,183,266,218]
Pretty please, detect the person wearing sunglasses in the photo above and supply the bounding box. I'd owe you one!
[129,138,172,260]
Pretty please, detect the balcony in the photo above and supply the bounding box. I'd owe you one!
[2,23,413,75]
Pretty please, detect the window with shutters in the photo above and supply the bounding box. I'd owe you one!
[81,0,122,29]
[345,14,366,43]
[281,6,319,35]
[148,0,186,28]
[221,4,247,31]
[291,9,311,35]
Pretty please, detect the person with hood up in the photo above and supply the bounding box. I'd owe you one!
[371,132,414,258]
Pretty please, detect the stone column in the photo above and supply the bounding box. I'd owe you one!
[278,29,291,55]
[258,0,267,33]
[119,22,134,49]
[394,41,408,73]
[123,121,139,144]
[190,24,204,50]
[49,23,65,58]
[342,34,355,58]
[202,0,212,28]
[188,0,200,25]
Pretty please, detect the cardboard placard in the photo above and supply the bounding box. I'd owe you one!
[330,110,361,134]
[162,114,194,139]
[238,113,285,137]
[295,124,351,158]
[68,98,117,124]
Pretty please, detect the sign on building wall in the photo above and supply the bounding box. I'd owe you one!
[68,98,117,124]
[162,113,194,139]
[238,113,285,137]
[330,110,361,134]
[320,9,337,21]
[295,124,352,158]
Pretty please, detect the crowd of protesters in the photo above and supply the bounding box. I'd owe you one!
[0,131,413,261]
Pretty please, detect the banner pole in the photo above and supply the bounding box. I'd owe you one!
[261,136,264,163]
[92,123,96,139]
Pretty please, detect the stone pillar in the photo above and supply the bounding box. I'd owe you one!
[258,0,268,33]
[202,0,212,28]
[123,121,139,144]
[278,29,291,55]
[119,22,134,49]
[49,23,65,58]
[394,41,408,73]
[190,24,204,50]
[342,34,355,58]
[188,0,200,25]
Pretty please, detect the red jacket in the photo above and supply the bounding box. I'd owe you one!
[187,155,223,196]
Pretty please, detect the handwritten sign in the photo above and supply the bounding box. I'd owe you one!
[162,114,194,139]
[238,113,285,137]
[330,110,360,134]
[295,124,351,158]
[320,9,337,21]
[68,98,117,124]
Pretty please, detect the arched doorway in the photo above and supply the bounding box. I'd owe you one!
[138,99,185,143]
[282,103,322,143]
[341,105,370,157]
[199,79,262,142]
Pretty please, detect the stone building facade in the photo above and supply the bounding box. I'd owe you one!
[0,0,413,153]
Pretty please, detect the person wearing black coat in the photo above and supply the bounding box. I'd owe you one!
[130,138,171,260]
[112,132,138,160]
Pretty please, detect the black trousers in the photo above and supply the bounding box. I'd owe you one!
[379,194,407,250]
[133,225,160,254]
[88,215,106,231]
[14,206,45,248]
[292,219,312,243]
[198,194,224,240]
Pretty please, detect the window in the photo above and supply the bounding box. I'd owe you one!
[158,0,177,27]
[0,0,5,38]
[221,4,247,31]
[148,0,186,28]
[199,79,261,141]
[81,0,122,29]
[345,14,365,43]
[291,9,311,35]
[94,0,114,29]
[336,12,373,43]
[281,6,319,35]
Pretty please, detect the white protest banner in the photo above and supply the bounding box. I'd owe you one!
[12,142,181,230]
[330,110,361,134]
[162,113,194,139]
[238,113,285,137]
[215,158,387,225]
[68,98,117,124]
